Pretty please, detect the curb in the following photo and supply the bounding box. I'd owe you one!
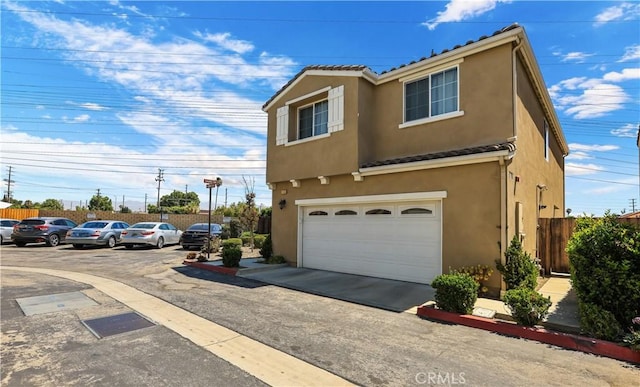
[183,261,239,275]
[417,305,640,365]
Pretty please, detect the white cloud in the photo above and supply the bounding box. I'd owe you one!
[62,114,90,123]
[568,143,619,152]
[611,123,639,138]
[550,75,631,119]
[565,162,605,176]
[565,151,592,160]
[561,52,594,63]
[619,44,640,62]
[603,68,640,82]
[422,0,511,30]
[594,2,640,26]
[194,31,254,54]
[80,102,108,111]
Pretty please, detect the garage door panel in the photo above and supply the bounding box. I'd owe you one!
[301,201,442,284]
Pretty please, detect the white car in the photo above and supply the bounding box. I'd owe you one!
[120,222,182,249]
[0,218,20,244]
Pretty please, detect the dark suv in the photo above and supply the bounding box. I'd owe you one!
[179,223,222,250]
[12,217,77,247]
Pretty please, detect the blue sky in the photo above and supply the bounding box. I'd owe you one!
[1,1,639,215]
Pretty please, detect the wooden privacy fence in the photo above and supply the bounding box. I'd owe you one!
[537,217,640,275]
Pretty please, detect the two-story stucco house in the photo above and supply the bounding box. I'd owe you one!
[262,24,568,293]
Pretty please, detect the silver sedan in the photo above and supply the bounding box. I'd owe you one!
[66,220,130,248]
[120,222,182,249]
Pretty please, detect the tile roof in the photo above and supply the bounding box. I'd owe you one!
[360,142,516,169]
[263,24,521,110]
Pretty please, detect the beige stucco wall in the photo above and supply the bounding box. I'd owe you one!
[508,56,565,257]
[265,76,363,183]
[367,44,515,163]
[271,162,504,290]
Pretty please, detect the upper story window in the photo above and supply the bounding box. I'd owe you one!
[299,100,328,140]
[544,119,550,161]
[404,67,458,123]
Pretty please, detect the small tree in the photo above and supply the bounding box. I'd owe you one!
[495,235,538,290]
[88,195,113,211]
[260,234,273,261]
[239,176,259,250]
[39,198,64,210]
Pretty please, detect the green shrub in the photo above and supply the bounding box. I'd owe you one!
[622,331,640,351]
[240,231,252,246]
[200,237,220,254]
[228,219,241,238]
[253,234,266,249]
[221,238,242,249]
[566,213,640,335]
[577,301,623,341]
[222,246,242,267]
[495,235,538,290]
[503,288,552,327]
[431,273,479,314]
[268,255,286,264]
[451,264,494,295]
[260,234,273,260]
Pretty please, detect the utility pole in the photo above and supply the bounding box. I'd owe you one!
[185,185,188,194]
[636,125,639,204]
[155,169,165,221]
[630,199,637,213]
[3,166,14,201]
[96,188,101,198]
[155,169,164,207]
[144,193,148,213]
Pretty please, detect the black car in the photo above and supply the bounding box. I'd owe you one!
[12,217,78,247]
[179,223,222,250]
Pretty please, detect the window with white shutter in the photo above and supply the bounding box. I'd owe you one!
[276,106,289,145]
[328,85,344,133]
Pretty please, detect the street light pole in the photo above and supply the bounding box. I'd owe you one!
[204,177,223,261]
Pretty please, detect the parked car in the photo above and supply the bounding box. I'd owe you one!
[11,217,78,247]
[0,218,20,244]
[120,222,182,249]
[65,220,130,249]
[179,223,223,250]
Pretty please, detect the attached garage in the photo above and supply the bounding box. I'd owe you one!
[296,192,445,284]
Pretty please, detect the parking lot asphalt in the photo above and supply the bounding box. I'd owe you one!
[1,243,639,386]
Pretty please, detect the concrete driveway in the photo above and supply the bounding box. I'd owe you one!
[238,266,435,313]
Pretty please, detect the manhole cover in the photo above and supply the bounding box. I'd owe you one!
[16,291,98,316]
[81,312,155,338]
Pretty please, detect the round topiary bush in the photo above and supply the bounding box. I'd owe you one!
[222,246,242,267]
[431,273,479,314]
[503,288,552,327]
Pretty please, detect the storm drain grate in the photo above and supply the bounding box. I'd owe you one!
[81,312,155,338]
[16,291,98,316]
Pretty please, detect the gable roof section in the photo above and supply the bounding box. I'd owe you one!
[361,142,516,169]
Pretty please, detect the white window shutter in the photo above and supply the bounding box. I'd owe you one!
[276,106,288,145]
[328,85,344,133]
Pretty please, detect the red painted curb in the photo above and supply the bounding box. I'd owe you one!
[183,261,239,276]
[417,305,640,365]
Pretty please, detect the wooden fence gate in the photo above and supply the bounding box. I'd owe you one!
[537,217,640,275]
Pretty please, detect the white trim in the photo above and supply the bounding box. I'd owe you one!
[352,172,364,182]
[357,150,514,177]
[327,85,344,133]
[285,86,331,106]
[284,132,330,146]
[290,179,301,188]
[398,58,464,83]
[318,176,330,185]
[276,106,289,145]
[399,111,464,129]
[295,191,447,207]
[267,183,276,190]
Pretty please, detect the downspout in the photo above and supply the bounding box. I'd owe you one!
[499,157,507,296]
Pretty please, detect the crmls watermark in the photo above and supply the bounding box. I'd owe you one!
[415,372,466,385]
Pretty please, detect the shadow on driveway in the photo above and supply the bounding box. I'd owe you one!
[172,266,268,289]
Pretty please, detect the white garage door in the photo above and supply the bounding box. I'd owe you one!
[300,200,442,284]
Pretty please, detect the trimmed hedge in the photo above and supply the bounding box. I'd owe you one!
[222,246,242,267]
[503,288,552,327]
[221,238,242,249]
[495,235,538,290]
[431,273,479,314]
